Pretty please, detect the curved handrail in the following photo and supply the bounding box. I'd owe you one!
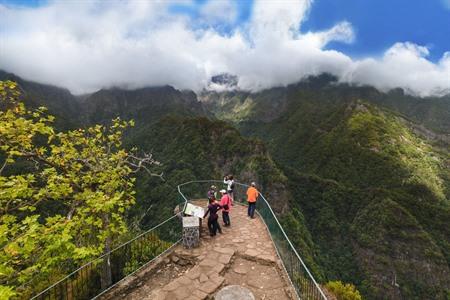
[255,189,327,299]
[177,179,327,300]
[30,179,327,300]
[31,190,188,300]
[32,213,181,295]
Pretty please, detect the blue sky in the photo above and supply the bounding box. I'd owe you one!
[302,0,450,62]
[169,0,253,30]
[0,0,449,95]
[0,0,45,7]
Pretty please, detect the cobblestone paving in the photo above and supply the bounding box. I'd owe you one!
[123,203,294,300]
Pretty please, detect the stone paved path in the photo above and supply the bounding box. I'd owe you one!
[117,202,295,300]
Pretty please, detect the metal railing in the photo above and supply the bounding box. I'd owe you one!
[178,180,327,300]
[31,179,326,300]
[30,200,186,299]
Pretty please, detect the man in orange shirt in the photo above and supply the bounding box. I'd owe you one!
[246,182,259,219]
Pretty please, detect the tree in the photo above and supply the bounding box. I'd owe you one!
[0,81,161,298]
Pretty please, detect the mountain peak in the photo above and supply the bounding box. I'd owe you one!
[208,73,239,91]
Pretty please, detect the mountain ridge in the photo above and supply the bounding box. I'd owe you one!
[200,73,450,135]
[2,69,449,134]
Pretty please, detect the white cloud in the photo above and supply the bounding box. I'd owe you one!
[441,0,450,10]
[0,0,449,96]
[199,0,238,25]
[343,43,450,96]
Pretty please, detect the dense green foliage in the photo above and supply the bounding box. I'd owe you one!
[0,81,158,298]
[281,207,325,281]
[325,281,362,300]
[122,234,172,275]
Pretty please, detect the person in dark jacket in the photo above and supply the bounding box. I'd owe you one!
[204,198,222,236]
[207,185,217,201]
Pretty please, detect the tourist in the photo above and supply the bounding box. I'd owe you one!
[223,175,235,202]
[203,198,222,236]
[246,182,259,218]
[219,189,232,226]
[207,185,217,201]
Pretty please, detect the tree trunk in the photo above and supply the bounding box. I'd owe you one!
[100,214,113,290]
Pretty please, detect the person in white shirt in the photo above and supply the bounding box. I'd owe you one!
[223,175,235,203]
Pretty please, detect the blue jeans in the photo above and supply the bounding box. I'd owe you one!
[248,202,256,218]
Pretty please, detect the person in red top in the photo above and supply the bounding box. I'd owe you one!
[219,189,232,226]
[246,182,259,218]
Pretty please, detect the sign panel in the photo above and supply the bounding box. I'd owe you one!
[184,203,205,219]
[183,216,199,227]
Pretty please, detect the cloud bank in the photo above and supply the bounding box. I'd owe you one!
[0,0,449,96]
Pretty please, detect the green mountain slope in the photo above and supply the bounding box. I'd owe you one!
[202,74,450,136]
[0,70,82,129]
[81,86,206,126]
[124,116,293,227]
[205,80,450,299]
[200,87,288,123]
[289,103,449,299]
[376,88,450,135]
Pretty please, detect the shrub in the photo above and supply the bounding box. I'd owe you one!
[325,281,362,300]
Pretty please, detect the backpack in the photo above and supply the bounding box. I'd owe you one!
[230,182,235,190]
[222,195,230,210]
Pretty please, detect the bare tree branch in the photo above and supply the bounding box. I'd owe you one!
[125,152,164,180]
[0,157,8,175]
